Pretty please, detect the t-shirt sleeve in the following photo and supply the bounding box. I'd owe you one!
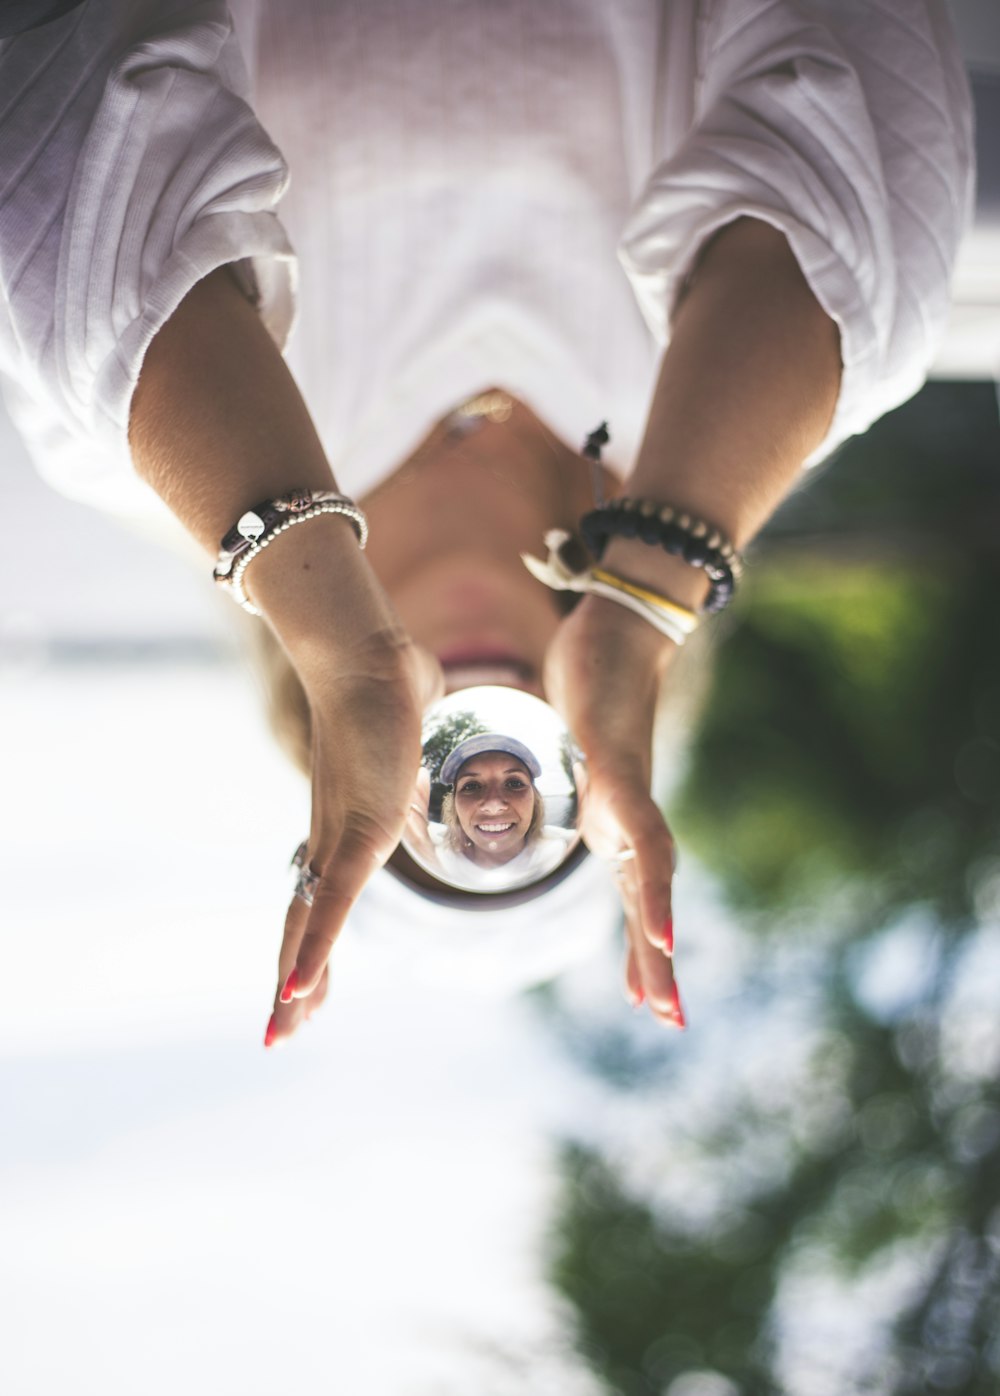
[0,0,295,511]
[618,0,975,463]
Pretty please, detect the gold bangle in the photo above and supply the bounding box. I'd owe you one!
[590,567,700,634]
[521,530,702,646]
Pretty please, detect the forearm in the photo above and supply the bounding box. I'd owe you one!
[605,217,842,612]
[129,267,336,550]
[128,266,391,650]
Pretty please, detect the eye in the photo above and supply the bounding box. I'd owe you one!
[458,780,482,795]
[506,779,527,791]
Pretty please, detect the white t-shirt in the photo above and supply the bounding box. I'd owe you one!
[0,0,974,520]
[427,823,578,892]
[0,0,975,980]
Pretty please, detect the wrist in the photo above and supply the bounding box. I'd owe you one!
[573,590,681,679]
[600,535,713,614]
[243,513,403,665]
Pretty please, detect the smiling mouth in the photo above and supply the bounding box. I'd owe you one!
[476,822,516,835]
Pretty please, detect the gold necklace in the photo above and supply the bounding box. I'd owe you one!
[450,388,513,425]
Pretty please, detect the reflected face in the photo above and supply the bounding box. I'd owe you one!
[404,685,584,895]
[454,754,535,865]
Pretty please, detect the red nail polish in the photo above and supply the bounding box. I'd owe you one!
[631,985,646,1008]
[662,918,674,955]
[279,968,298,1004]
[668,983,686,1029]
[264,1013,277,1049]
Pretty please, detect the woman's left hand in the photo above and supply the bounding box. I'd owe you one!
[264,630,442,1046]
[545,595,685,1027]
[244,518,446,1047]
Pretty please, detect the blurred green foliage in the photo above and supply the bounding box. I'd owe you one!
[421,709,491,783]
[674,551,1000,920]
[420,709,491,818]
[544,384,1000,1396]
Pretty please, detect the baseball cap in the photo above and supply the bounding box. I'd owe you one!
[440,734,543,784]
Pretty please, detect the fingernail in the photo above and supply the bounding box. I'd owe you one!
[667,983,686,1030]
[264,1013,277,1049]
[279,968,298,1004]
[630,985,646,1009]
[662,917,674,955]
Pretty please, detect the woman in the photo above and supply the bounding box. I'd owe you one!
[403,734,576,891]
[441,741,546,871]
[0,1,973,1044]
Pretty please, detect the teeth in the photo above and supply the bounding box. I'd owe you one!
[477,823,514,834]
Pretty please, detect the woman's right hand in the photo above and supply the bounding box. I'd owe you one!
[248,521,443,1046]
[545,593,684,1028]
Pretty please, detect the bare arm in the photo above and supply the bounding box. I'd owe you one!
[606,216,842,606]
[546,217,842,1023]
[129,266,438,1044]
[128,266,375,640]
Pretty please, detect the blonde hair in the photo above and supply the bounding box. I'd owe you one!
[242,598,720,803]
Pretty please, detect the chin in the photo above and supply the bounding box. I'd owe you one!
[441,657,543,697]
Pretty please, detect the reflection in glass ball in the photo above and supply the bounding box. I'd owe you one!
[403,686,586,895]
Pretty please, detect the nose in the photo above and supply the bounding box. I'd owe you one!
[479,788,509,813]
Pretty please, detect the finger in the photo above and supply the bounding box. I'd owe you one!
[303,964,330,1021]
[264,994,305,1048]
[618,792,675,954]
[623,892,685,1028]
[289,829,383,995]
[413,764,432,808]
[263,890,312,1047]
[265,963,330,1049]
[624,944,644,1007]
[274,883,311,991]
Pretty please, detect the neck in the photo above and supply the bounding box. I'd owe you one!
[361,395,590,579]
[360,393,605,692]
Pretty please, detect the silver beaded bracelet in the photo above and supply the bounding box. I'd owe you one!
[213,490,369,615]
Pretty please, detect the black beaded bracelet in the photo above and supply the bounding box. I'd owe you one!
[579,499,742,614]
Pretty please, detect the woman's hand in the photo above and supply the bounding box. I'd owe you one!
[545,595,684,1027]
[126,269,444,1046]
[249,527,443,1047]
[540,220,843,1028]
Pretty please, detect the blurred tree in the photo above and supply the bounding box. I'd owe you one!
[543,383,1000,1396]
[421,709,492,820]
[421,710,490,783]
[673,551,1000,924]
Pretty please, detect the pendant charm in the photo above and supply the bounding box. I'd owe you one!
[237,510,266,542]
